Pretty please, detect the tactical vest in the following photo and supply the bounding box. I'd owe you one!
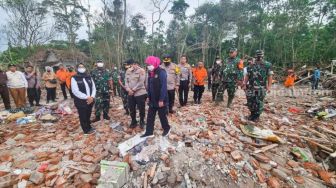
[73,75,93,106]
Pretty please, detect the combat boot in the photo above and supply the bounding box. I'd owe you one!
[140,120,145,129]
[130,120,138,128]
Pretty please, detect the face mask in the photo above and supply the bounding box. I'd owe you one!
[147,65,155,71]
[78,68,86,73]
[216,60,221,64]
[164,62,170,66]
[97,63,104,68]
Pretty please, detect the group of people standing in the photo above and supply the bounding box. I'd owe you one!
[0,63,77,110]
[0,48,276,136]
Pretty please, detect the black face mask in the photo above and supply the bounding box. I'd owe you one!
[164,62,171,66]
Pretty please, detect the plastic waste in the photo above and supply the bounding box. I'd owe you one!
[6,111,25,122]
[118,134,147,156]
[240,124,285,143]
[56,100,73,115]
[16,115,36,125]
[291,147,310,162]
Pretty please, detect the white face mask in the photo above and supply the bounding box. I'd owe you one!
[97,63,104,67]
[78,68,86,73]
[147,65,155,71]
[216,60,222,64]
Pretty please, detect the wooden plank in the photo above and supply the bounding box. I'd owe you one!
[254,144,279,154]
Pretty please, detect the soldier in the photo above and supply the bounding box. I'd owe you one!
[217,48,244,107]
[91,59,113,122]
[111,66,120,96]
[119,62,130,115]
[125,59,147,128]
[211,56,223,101]
[243,50,273,122]
[160,54,180,114]
[178,55,192,106]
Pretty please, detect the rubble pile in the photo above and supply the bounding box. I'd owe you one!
[0,86,335,187]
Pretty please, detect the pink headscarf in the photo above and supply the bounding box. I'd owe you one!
[145,56,161,77]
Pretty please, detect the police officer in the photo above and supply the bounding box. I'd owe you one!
[91,59,113,122]
[160,54,180,114]
[125,59,147,128]
[212,56,223,102]
[243,50,273,121]
[218,48,244,108]
[119,62,130,115]
[178,55,192,106]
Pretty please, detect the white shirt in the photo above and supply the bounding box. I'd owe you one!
[6,71,28,88]
[71,77,96,100]
[243,67,248,76]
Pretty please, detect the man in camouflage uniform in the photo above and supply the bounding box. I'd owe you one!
[211,56,223,101]
[91,59,113,122]
[111,66,120,96]
[119,62,130,115]
[217,48,244,107]
[243,50,273,121]
[160,54,180,114]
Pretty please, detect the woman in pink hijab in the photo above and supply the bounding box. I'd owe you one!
[141,56,171,138]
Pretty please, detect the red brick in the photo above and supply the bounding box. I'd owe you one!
[82,155,94,163]
[287,160,299,168]
[46,172,57,181]
[256,169,266,183]
[293,176,305,184]
[303,162,322,171]
[318,170,332,184]
[267,177,281,188]
[231,150,242,161]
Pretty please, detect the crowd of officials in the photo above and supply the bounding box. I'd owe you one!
[0,48,322,136]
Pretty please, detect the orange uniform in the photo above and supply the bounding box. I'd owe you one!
[284,75,297,87]
[56,68,68,83]
[192,67,208,86]
[66,71,76,89]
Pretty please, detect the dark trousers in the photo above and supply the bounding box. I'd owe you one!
[46,88,56,102]
[75,103,93,134]
[128,94,146,123]
[312,78,319,90]
[0,85,11,109]
[179,80,189,106]
[193,85,205,102]
[212,83,220,101]
[167,90,175,112]
[27,88,41,106]
[60,83,68,99]
[145,106,170,135]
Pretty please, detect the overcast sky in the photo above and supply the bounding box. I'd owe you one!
[0,0,217,52]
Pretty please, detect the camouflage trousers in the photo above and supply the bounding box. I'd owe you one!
[120,88,129,113]
[246,88,266,115]
[95,96,110,118]
[216,82,236,106]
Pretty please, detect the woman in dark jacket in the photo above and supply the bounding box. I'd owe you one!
[141,56,171,138]
[71,63,96,135]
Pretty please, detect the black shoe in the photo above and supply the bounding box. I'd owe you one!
[91,118,101,123]
[140,133,154,138]
[130,121,138,128]
[252,114,260,122]
[198,100,201,104]
[84,129,96,135]
[162,127,171,137]
[140,121,145,129]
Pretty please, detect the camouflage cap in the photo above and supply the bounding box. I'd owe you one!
[229,48,237,52]
[256,50,264,56]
